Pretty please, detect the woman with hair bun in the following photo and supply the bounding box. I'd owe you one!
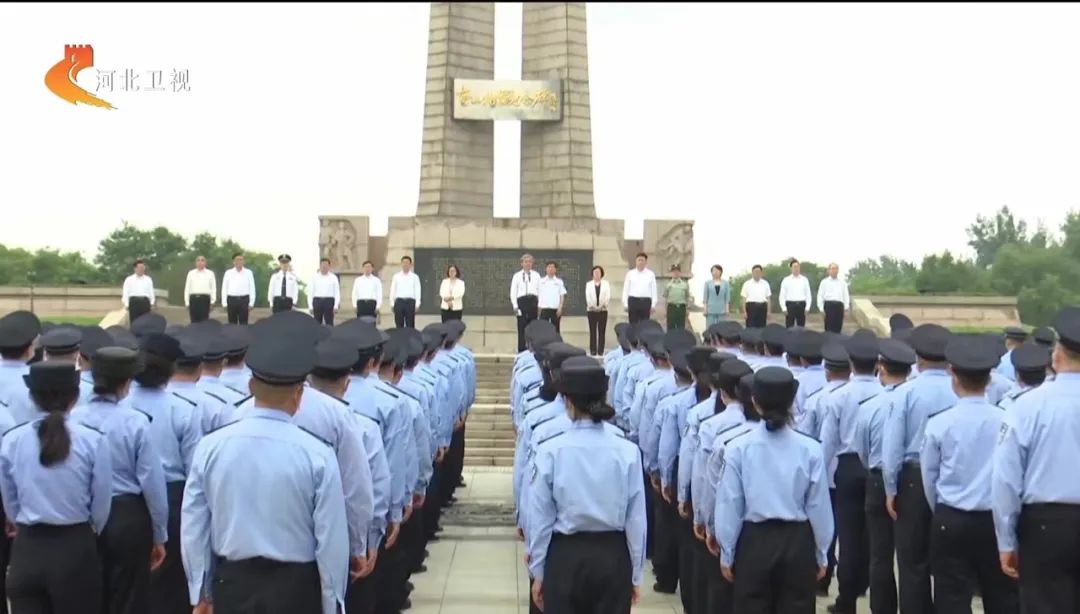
[713,366,835,614]
[0,361,112,614]
[525,356,647,614]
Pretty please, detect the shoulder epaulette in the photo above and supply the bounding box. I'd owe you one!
[376,386,399,399]
[716,422,746,438]
[0,399,6,408]
[388,384,419,403]
[234,395,252,407]
[223,384,245,396]
[831,382,849,392]
[326,394,349,407]
[1011,387,1036,401]
[534,414,559,429]
[297,426,333,448]
[605,422,627,436]
[536,430,567,447]
[171,392,197,407]
[793,429,820,443]
[858,394,880,406]
[723,427,754,445]
[353,411,380,426]
[78,423,105,436]
[805,387,826,400]
[203,419,241,437]
[701,411,726,424]
[525,380,542,392]
[1,423,29,438]
[130,407,154,423]
[203,391,227,405]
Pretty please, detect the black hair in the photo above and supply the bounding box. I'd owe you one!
[92,374,129,396]
[232,252,244,260]
[789,259,799,267]
[802,354,823,366]
[764,343,784,357]
[880,361,912,378]
[954,370,991,392]
[851,358,878,375]
[405,354,421,370]
[635,252,648,260]
[311,367,350,381]
[353,348,381,374]
[134,259,145,267]
[756,387,796,432]
[591,265,605,277]
[545,261,557,269]
[320,257,331,265]
[0,343,32,360]
[446,264,460,278]
[174,363,200,376]
[752,264,763,271]
[225,354,246,367]
[362,260,373,267]
[711,264,723,275]
[694,378,712,403]
[1016,368,1047,388]
[134,353,174,388]
[401,256,413,263]
[566,392,615,423]
[737,377,758,421]
[32,388,77,467]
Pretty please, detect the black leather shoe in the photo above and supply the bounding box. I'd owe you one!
[400,598,412,610]
[406,581,415,592]
[652,582,676,594]
[413,564,428,573]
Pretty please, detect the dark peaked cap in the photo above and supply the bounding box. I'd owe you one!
[107,326,139,351]
[314,337,359,374]
[823,342,850,370]
[787,330,823,359]
[80,326,114,358]
[130,312,167,338]
[878,339,916,366]
[1053,306,1080,353]
[753,366,799,409]
[525,319,556,341]
[557,355,607,396]
[741,328,762,346]
[909,324,951,361]
[1004,326,1029,341]
[945,335,999,373]
[762,324,787,348]
[686,346,716,373]
[254,311,322,345]
[1011,342,1050,373]
[41,327,81,354]
[845,336,880,363]
[174,335,208,367]
[664,329,697,352]
[0,310,41,348]
[669,346,691,374]
[246,315,317,385]
[24,361,80,393]
[141,333,182,361]
[1032,326,1056,347]
[889,313,914,333]
[717,359,753,391]
[333,321,389,351]
[92,347,140,380]
[542,342,586,370]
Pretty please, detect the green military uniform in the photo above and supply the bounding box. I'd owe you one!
[663,277,689,330]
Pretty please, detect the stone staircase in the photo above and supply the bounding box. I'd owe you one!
[464,354,516,467]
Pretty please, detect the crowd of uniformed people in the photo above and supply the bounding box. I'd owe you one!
[0,309,476,614]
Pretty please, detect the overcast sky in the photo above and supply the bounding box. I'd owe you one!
[2,2,1079,286]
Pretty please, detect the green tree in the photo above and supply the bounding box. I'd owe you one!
[846,255,919,295]
[0,245,106,286]
[966,205,1030,268]
[1062,210,1080,261]
[916,251,990,294]
[176,233,280,308]
[1017,274,1080,327]
[94,222,188,281]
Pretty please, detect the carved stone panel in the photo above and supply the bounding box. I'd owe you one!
[318,216,370,273]
[643,220,694,277]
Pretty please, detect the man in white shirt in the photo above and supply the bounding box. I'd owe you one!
[740,264,772,328]
[621,252,657,324]
[184,255,217,323]
[309,257,341,326]
[816,262,851,333]
[390,255,422,329]
[352,260,383,319]
[509,253,541,351]
[121,259,155,324]
[268,254,300,314]
[779,258,813,328]
[537,260,568,333]
[221,252,257,325]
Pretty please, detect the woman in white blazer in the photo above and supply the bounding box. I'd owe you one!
[440,264,465,322]
[585,265,612,356]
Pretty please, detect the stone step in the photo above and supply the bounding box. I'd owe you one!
[463,421,514,433]
[461,456,515,467]
[464,438,515,449]
[468,404,510,415]
[464,447,515,459]
[475,395,510,404]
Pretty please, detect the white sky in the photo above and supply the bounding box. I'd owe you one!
[2,2,1080,286]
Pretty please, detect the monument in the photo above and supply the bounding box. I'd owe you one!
[320,2,695,350]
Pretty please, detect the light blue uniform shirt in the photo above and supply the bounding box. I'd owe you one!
[794,365,827,422]
[986,371,1012,405]
[882,368,957,497]
[650,385,694,481]
[921,396,1002,512]
[4,390,43,427]
[852,382,907,470]
[413,364,446,448]
[0,417,112,532]
[636,371,679,466]
[998,383,1038,412]
[78,371,95,404]
[526,421,647,586]
[678,395,716,505]
[996,349,1016,383]
[344,374,409,523]
[993,373,1080,552]
[198,374,248,407]
[715,423,835,567]
[216,367,251,399]
[693,403,748,525]
[0,360,29,404]
[623,359,656,422]
[614,351,648,414]
[387,381,428,495]
[795,380,846,440]
[512,366,543,429]
[423,359,455,447]
[399,371,436,492]
[704,421,758,534]
[126,384,202,483]
[70,396,169,544]
[605,350,625,407]
[514,395,565,519]
[450,345,476,410]
[181,408,349,614]
[752,355,790,372]
[331,392,391,551]
[169,381,229,435]
[0,403,13,435]
[820,375,883,467]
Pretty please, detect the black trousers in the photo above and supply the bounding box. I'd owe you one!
[188,294,211,323]
[543,531,632,614]
[355,299,377,318]
[744,302,768,328]
[226,296,250,325]
[931,505,1018,614]
[652,483,678,590]
[834,453,870,611]
[214,557,320,614]
[441,309,462,322]
[695,535,716,614]
[642,470,655,560]
[704,549,734,614]
[450,424,466,491]
[8,523,102,614]
[394,298,416,329]
[865,470,897,614]
[127,296,151,325]
[271,296,294,314]
[820,488,838,593]
[0,504,9,614]
[732,520,817,614]
[895,463,934,614]
[150,482,187,614]
[785,301,807,328]
[627,297,651,324]
[677,508,697,613]
[539,308,561,332]
[1017,503,1080,614]
[824,300,845,333]
[99,495,152,614]
[516,296,539,352]
[587,311,608,355]
[312,297,335,326]
[345,573,376,614]
[375,530,410,614]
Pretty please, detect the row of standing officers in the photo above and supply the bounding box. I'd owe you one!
[0,308,477,614]
[509,307,1079,614]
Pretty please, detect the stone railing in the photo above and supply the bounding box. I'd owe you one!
[0,286,171,319]
[852,295,1021,332]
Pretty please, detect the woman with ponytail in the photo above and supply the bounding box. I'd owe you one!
[713,366,835,614]
[0,361,112,614]
[525,355,646,614]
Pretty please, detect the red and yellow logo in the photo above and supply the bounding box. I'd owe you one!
[45,44,115,109]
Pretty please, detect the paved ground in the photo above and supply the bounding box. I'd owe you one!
[411,469,984,613]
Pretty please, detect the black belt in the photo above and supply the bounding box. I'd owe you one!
[17,522,91,536]
[214,555,316,571]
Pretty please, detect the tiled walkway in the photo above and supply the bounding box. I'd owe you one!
[410,469,983,613]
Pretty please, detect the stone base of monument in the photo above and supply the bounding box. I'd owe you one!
[320,215,695,354]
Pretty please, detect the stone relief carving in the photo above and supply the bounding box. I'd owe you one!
[319,218,360,272]
[649,221,695,276]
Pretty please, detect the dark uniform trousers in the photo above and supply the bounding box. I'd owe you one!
[652,483,679,591]
[8,523,102,614]
[0,504,9,614]
[694,530,715,613]
[213,557,320,614]
[355,299,377,319]
[150,481,189,614]
[895,463,934,614]
[311,297,336,326]
[345,573,376,614]
[1017,503,1080,614]
[703,551,734,614]
[930,505,1018,614]
[677,511,698,613]
[393,298,416,329]
[539,308,561,333]
[516,295,539,352]
[732,520,818,614]
[865,469,897,614]
[785,301,807,328]
[744,302,768,328]
[271,296,294,314]
[127,297,151,326]
[627,297,652,325]
[226,296,250,325]
[543,531,632,614]
[99,494,153,614]
[820,488,838,594]
[375,532,411,614]
[823,300,845,333]
[834,453,870,612]
[188,294,211,323]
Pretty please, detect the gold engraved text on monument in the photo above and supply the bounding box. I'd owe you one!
[456,86,559,112]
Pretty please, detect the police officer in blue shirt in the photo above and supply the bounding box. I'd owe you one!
[998,342,1050,411]
[920,334,1019,614]
[127,332,202,614]
[714,367,834,614]
[197,333,249,407]
[181,319,349,614]
[1031,325,1056,350]
[792,330,827,422]
[882,323,956,614]
[526,356,647,613]
[0,311,39,400]
[993,306,1080,614]
[217,325,252,395]
[0,361,112,614]
[168,334,231,435]
[78,327,114,400]
[6,329,83,426]
[995,326,1028,382]
[70,347,169,614]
